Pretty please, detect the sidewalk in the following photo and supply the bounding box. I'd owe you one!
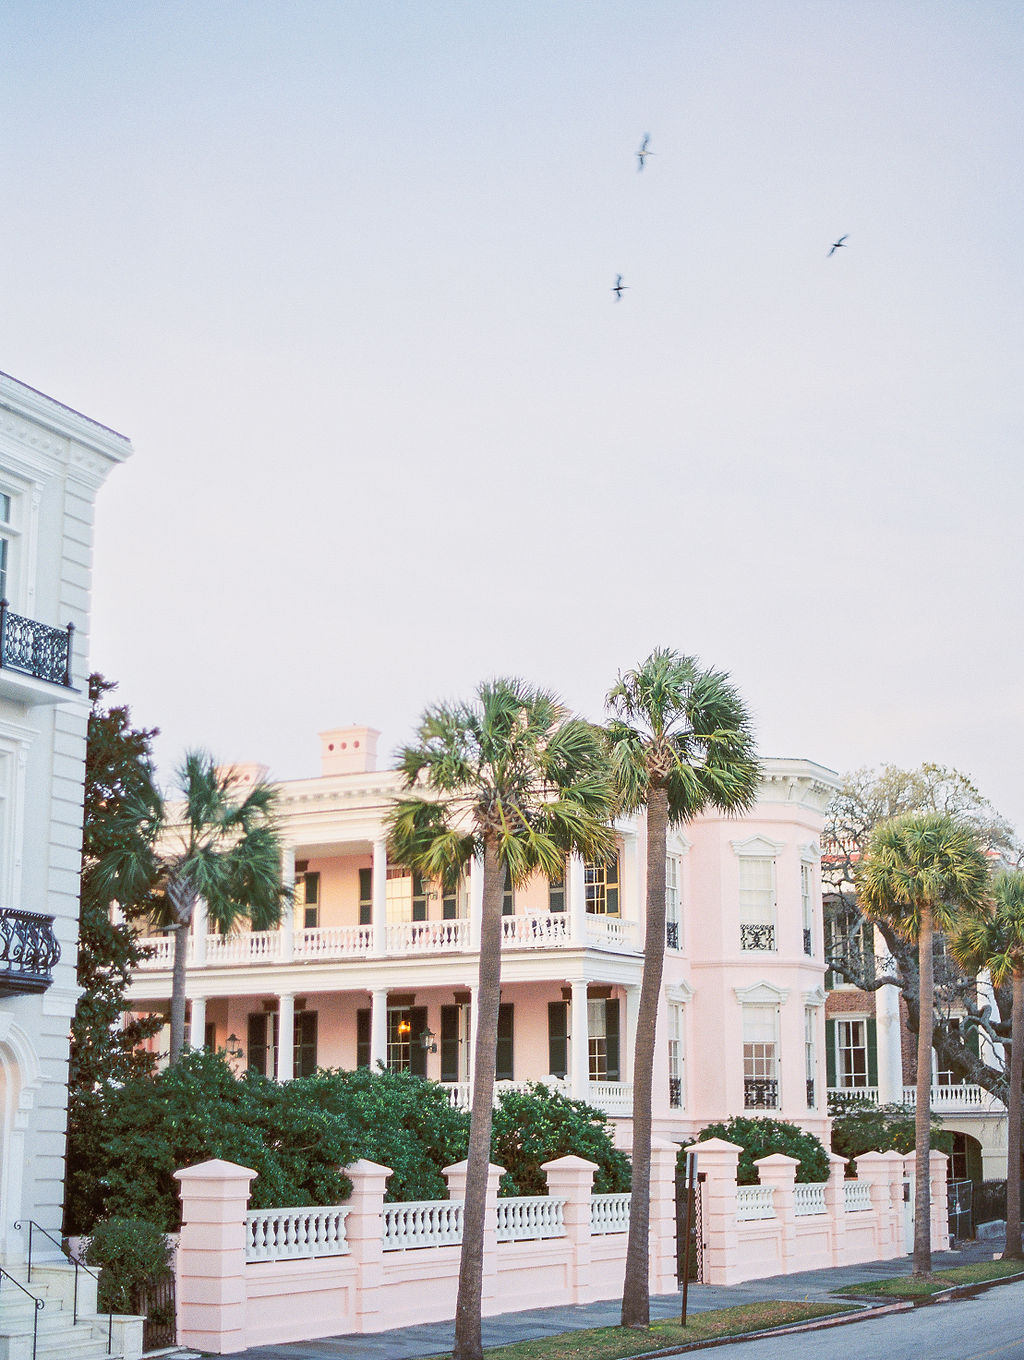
[225,1239,995,1360]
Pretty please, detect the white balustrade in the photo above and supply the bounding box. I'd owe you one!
[246,1206,349,1262]
[902,1084,1002,1111]
[294,925,373,959]
[736,1186,776,1221]
[844,1180,872,1212]
[501,914,570,948]
[495,1196,566,1242]
[590,1193,630,1234]
[584,916,639,952]
[382,1200,464,1250]
[793,1183,827,1216]
[588,1082,633,1115]
[205,930,280,965]
[384,919,470,955]
[828,1087,880,1105]
[137,936,176,970]
[444,1083,471,1110]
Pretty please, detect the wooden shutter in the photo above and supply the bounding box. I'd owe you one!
[442,884,459,919]
[605,856,620,917]
[356,1008,371,1068]
[359,868,372,926]
[247,1013,267,1076]
[409,1006,428,1078]
[548,876,565,912]
[604,999,620,1082]
[502,884,515,916]
[412,872,427,922]
[825,1018,836,1088]
[548,1001,568,1078]
[866,1017,878,1087]
[294,1011,318,1078]
[204,1021,216,1051]
[303,872,320,929]
[440,1005,461,1082]
[496,1004,514,1081]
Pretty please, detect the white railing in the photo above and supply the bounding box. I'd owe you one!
[588,1081,633,1115]
[828,1087,880,1105]
[794,1183,827,1216]
[903,1084,1003,1111]
[736,1186,775,1221]
[139,937,175,969]
[246,1206,349,1262]
[590,1193,630,1234]
[443,1079,564,1112]
[585,916,640,952]
[502,913,571,947]
[495,1196,566,1242]
[294,924,373,958]
[385,919,471,954]
[206,930,280,965]
[844,1181,872,1212]
[382,1200,464,1250]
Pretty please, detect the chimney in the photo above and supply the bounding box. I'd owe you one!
[319,726,380,776]
[217,762,270,790]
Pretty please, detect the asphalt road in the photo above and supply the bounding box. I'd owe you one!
[703,1283,1024,1360]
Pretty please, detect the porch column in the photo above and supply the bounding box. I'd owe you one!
[372,837,388,955]
[469,852,483,951]
[280,843,295,963]
[570,980,589,1100]
[468,983,479,1095]
[188,996,207,1051]
[568,854,586,946]
[370,987,388,1070]
[623,984,640,1085]
[277,992,295,1082]
[619,829,639,929]
[874,926,903,1102]
[192,896,208,967]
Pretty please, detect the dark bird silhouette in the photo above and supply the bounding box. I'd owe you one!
[612,275,628,300]
[828,235,849,257]
[637,134,653,171]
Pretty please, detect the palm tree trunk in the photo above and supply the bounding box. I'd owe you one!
[169,921,190,1064]
[452,840,505,1360]
[1005,968,1023,1259]
[913,903,934,1275]
[621,785,669,1329]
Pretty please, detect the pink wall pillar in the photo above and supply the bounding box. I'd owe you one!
[684,1138,741,1285]
[345,1160,390,1334]
[542,1155,596,1302]
[930,1150,950,1250]
[858,1151,905,1258]
[444,1159,505,1314]
[174,1158,257,1355]
[753,1154,798,1273]
[649,1137,680,1295]
[824,1152,848,1263]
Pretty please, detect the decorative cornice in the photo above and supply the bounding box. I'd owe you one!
[756,759,840,814]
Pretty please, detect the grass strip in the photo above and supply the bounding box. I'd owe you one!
[413,1300,858,1360]
[833,1257,1024,1299]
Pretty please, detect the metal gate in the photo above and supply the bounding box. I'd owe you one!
[136,1269,176,1350]
[675,1165,706,1284]
[948,1180,974,1242]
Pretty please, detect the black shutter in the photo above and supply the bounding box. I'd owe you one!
[442,886,459,919]
[204,1021,216,1051]
[303,872,320,929]
[359,868,373,925]
[294,1011,318,1078]
[356,1008,371,1068]
[825,1018,836,1088]
[605,999,620,1082]
[548,876,565,912]
[440,1005,461,1082]
[548,1001,568,1078]
[866,1017,878,1087]
[496,1004,514,1081]
[502,884,515,916]
[247,1013,266,1076]
[409,1006,428,1078]
[606,856,620,916]
[412,872,427,921]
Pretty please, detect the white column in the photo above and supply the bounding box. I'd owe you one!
[372,838,388,955]
[280,844,295,963]
[469,853,484,951]
[568,855,586,946]
[623,985,641,1085]
[874,927,904,1102]
[619,831,639,926]
[188,996,207,1051]
[371,988,388,1071]
[469,983,480,1094]
[570,981,589,1100]
[277,993,295,1082]
[977,970,1004,1070]
[192,896,208,967]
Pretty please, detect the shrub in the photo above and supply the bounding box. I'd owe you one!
[491,1083,631,1196]
[829,1095,952,1171]
[693,1116,830,1184]
[85,1218,171,1315]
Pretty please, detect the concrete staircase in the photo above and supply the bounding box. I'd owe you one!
[0,1260,141,1360]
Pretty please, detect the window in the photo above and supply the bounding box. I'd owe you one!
[587,999,620,1083]
[298,871,320,930]
[502,882,515,916]
[585,855,620,916]
[0,491,14,603]
[441,1002,471,1082]
[387,1005,428,1076]
[739,857,775,950]
[496,1003,514,1081]
[668,1003,685,1108]
[548,1000,569,1078]
[804,1008,817,1108]
[548,874,565,913]
[412,872,427,922]
[358,867,372,925]
[743,1006,779,1109]
[247,1012,278,1078]
[836,1019,869,1088]
[824,910,875,988]
[386,868,414,923]
[666,855,681,949]
[247,1009,318,1078]
[801,863,814,956]
[442,874,468,919]
[295,1010,318,1077]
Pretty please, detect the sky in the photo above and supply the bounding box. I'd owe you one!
[2,3,1022,827]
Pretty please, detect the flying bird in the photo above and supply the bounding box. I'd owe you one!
[637,134,653,171]
[828,235,849,257]
[612,275,628,300]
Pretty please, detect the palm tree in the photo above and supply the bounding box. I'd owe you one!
[97,751,288,1062]
[950,869,1024,1259]
[606,649,759,1329]
[858,811,990,1275]
[388,679,615,1360]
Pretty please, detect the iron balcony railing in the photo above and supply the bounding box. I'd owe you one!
[743,1077,779,1110]
[666,921,680,950]
[669,1076,682,1109]
[740,922,775,951]
[0,599,75,688]
[0,910,60,994]
[803,927,813,956]
[806,1078,815,1108]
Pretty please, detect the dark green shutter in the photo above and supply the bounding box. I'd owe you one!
[356,1008,370,1068]
[606,856,620,916]
[303,872,320,929]
[294,1011,318,1078]
[442,885,459,919]
[549,876,565,912]
[440,1005,461,1082]
[359,868,373,925]
[825,1018,836,1088]
[966,1022,981,1058]
[412,872,427,921]
[502,884,515,916]
[409,1007,428,1078]
[605,1000,620,1082]
[548,1001,568,1078]
[247,1013,267,1076]
[204,1022,216,1051]
[496,1004,514,1081]
[866,1017,878,1087]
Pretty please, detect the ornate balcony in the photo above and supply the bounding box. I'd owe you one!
[743,1077,779,1110]
[0,600,74,689]
[806,1078,815,1108]
[668,1076,682,1109]
[740,922,775,952]
[0,909,61,995]
[803,927,813,956]
[665,921,679,950]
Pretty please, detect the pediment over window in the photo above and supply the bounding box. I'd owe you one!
[803,985,827,1007]
[798,841,820,862]
[730,834,785,857]
[734,980,790,1005]
[666,980,694,1003]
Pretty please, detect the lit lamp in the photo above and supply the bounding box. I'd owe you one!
[397,1018,411,1037]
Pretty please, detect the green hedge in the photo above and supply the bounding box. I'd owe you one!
[693,1116,830,1184]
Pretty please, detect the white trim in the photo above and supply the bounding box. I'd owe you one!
[802,985,827,1007]
[798,841,820,862]
[666,980,694,1004]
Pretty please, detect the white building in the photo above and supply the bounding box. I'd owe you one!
[0,372,131,1256]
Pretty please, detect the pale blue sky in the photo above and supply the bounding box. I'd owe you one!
[3,3,1022,826]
